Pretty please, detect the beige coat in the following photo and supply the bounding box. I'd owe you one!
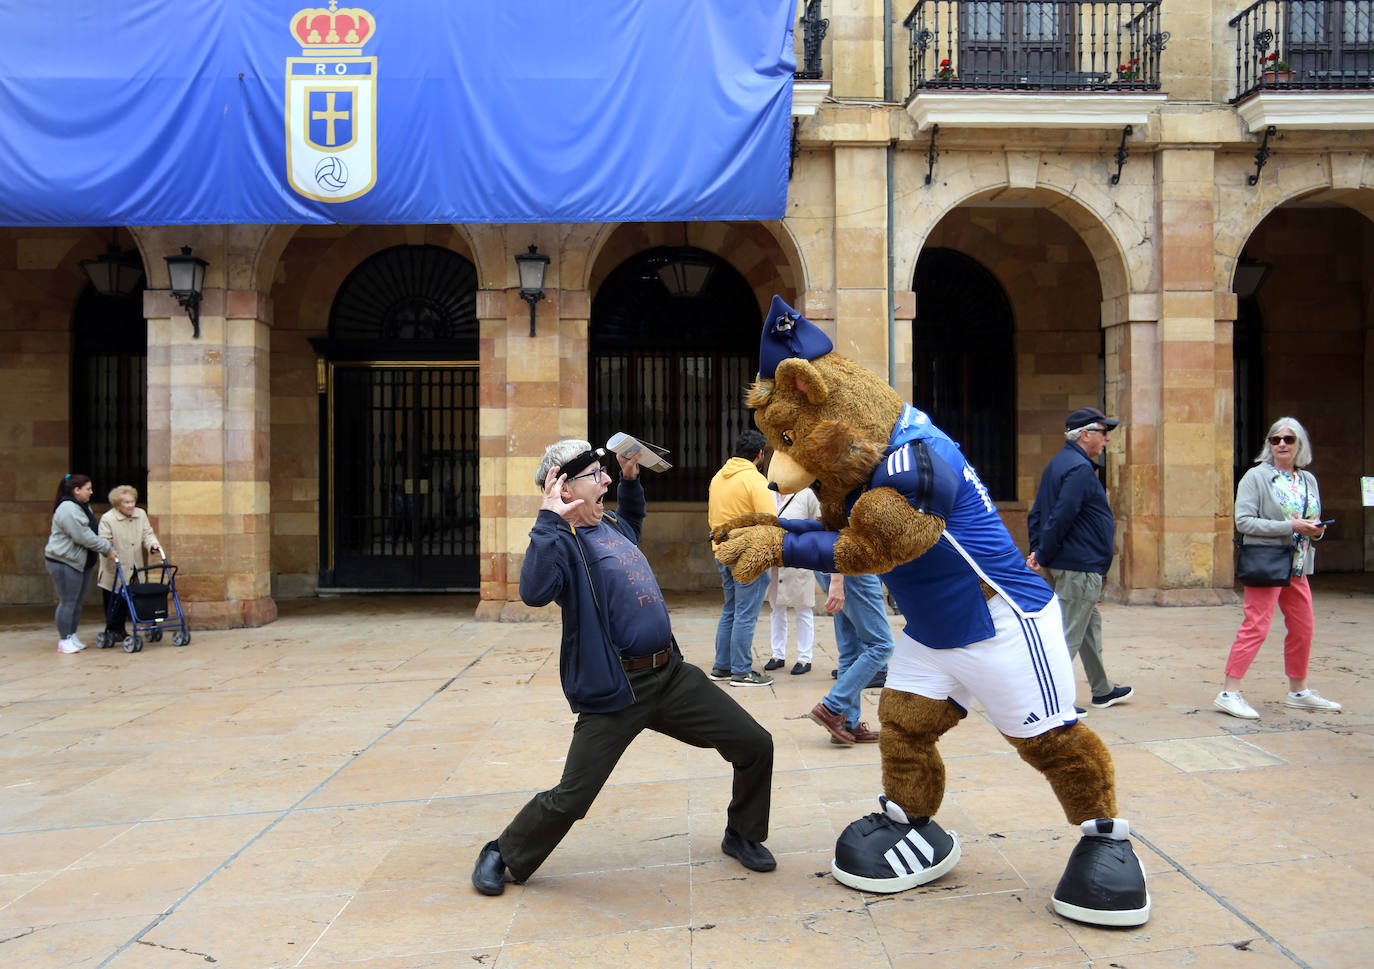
[767,488,820,609]
[97,506,162,590]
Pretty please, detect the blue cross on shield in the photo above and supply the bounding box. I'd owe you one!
[307,89,355,151]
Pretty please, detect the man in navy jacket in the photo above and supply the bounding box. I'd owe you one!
[1027,407,1134,711]
[472,439,775,895]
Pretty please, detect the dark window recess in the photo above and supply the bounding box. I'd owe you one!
[1233,297,1266,490]
[912,248,1017,501]
[71,284,147,502]
[590,246,762,502]
[329,244,478,348]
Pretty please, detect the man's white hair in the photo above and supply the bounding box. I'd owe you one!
[534,439,593,490]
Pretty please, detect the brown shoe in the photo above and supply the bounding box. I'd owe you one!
[850,721,880,743]
[809,701,855,745]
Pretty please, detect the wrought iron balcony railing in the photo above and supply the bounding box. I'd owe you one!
[1230,0,1374,101]
[904,0,1166,97]
[795,0,829,80]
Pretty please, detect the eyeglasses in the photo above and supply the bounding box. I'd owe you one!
[1269,435,1296,445]
[1081,426,1107,436]
[569,467,607,482]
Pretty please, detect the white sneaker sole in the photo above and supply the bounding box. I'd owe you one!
[1285,699,1341,712]
[1213,699,1259,720]
[830,834,961,893]
[1052,890,1151,927]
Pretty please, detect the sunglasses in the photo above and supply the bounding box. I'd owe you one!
[1269,435,1296,445]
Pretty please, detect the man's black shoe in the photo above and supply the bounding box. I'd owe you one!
[866,669,887,689]
[472,839,507,895]
[721,827,776,872]
[763,657,786,671]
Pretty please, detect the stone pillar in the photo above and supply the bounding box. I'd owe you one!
[833,145,890,377]
[141,227,276,628]
[1151,148,1233,603]
[1104,296,1161,602]
[475,231,590,620]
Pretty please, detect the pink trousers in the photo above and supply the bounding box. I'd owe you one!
[1225,575,1314,680]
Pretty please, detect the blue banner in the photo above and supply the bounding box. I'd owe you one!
[0,1,795,226]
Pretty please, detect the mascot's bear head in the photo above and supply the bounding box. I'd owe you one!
[747,296,905,528]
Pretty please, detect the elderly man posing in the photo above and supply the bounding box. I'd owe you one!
[1027,407,1134,712]
[471,439,776,895]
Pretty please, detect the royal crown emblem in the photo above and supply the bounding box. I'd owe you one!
[284,0,378,203]
[291,1,375,54]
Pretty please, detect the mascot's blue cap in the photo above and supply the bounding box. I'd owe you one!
[759,295,833,378]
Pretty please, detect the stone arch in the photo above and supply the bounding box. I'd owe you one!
[1214,150,1374,292]
[584,221,802,314]
[894,154,1144,307]
[268,225,481,335]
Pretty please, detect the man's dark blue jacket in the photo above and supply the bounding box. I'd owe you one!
[1027,441,1115,575]
[519,478,677,714]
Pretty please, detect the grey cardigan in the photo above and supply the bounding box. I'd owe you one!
[1234,463,1321,576]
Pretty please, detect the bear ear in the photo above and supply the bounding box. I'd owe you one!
[776,358,830,405]
[745,377,774,409]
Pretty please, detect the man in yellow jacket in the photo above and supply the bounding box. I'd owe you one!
[708,430,776,687]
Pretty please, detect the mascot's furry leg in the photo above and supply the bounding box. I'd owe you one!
[831,690,964,894]
[1007,724,1150,927]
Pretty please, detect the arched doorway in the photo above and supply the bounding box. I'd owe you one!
[313,244,480,589]
[912,248,1016,500]
[589,246,761,500]
[71,282,148,501]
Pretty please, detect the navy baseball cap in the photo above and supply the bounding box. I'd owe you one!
[1065,406,1119,431]
[758,295,833,378]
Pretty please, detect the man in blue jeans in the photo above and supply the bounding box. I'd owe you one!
[807,572,895,744]
[708,430,777,687]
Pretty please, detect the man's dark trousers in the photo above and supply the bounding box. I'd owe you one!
[497,653,773,881]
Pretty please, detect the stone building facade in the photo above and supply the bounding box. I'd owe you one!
[3,0,1371,624]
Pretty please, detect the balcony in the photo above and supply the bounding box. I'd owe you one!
[903,0,1167,130]
[1230,0,1374,131]
[793,0,831,116]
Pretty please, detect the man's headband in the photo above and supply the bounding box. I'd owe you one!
[560,447,608,481]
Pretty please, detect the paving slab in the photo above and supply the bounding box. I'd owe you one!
[0,578,1369,968]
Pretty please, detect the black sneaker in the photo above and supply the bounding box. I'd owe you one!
[708,667,731,681]
[1091,685,1134,708]
[721,827,776,872]
[832,795,960,893]
[1051,819,1150,926]
[763,657,786,671]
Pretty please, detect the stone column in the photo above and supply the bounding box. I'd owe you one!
[475,229,591,619]
[1151,148,1233,603]
[140,227,277,628]
[832,145,890,377]
[1103,295,1161,603]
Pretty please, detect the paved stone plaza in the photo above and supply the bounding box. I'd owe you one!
[1,582,1370,968]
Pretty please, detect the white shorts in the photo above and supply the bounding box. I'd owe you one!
[885,594,1079,738]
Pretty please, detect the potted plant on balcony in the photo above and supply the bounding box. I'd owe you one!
[1115,57,1141,83]
[930,58,957,86]
[1261,52,1293,83]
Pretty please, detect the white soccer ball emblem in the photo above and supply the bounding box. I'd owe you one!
[314,157,350,192]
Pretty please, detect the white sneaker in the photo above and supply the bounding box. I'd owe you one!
[57,636,85,654]
[1286,690,1342,712]
[1214,691,1259,720]
[69,633,87,649]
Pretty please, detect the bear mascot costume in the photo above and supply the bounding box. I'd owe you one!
[714,296,1150,927]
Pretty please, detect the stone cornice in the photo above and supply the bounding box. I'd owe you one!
[1236,93,1374,132]
[906,92,1167,131]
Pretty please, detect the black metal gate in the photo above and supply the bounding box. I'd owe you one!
[329,364,479,589]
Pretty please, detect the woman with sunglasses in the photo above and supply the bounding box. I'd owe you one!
[1216,417,1340,719]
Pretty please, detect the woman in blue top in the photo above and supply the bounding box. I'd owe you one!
[43,473,115,653]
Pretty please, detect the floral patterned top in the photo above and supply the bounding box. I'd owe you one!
[1269,468,1319,572]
